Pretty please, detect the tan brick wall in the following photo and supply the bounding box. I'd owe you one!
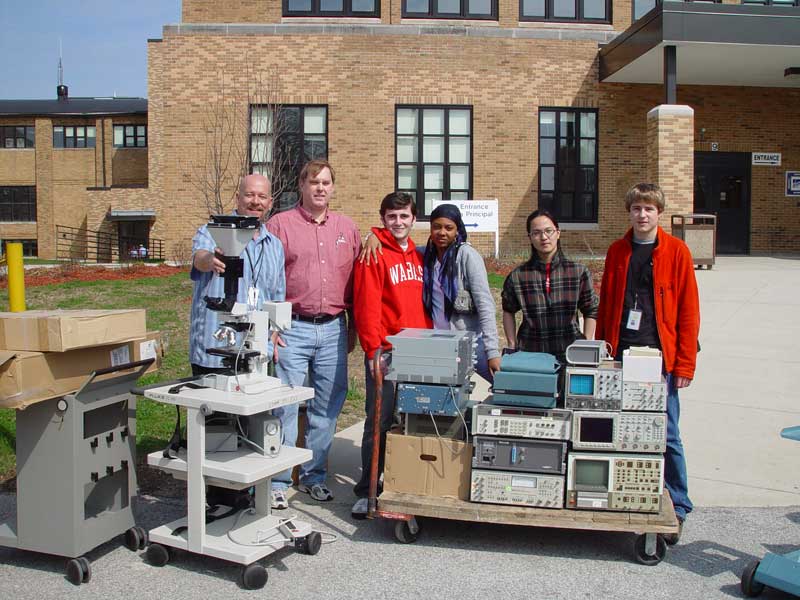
[0,150,35,184]
[646,105,694,229]
[147,28,800,260]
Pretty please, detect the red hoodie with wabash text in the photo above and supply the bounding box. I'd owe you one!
[353,227,432,359]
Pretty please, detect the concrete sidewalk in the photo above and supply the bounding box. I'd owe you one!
[326,256,800,509]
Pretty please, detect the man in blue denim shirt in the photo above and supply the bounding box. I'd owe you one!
[189,174,286,374]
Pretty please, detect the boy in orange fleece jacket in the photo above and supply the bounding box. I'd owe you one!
[351,192,431,518]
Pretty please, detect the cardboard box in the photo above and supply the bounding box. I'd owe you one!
[0,332,164,410]
[383,432,472,501]
[0,309,147,352]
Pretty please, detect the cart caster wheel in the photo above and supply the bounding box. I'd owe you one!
[633,534,667,566]
[66,557,91,585]
[295,531,322,555]
[124,526,148,551]
[241,563,268,590]
[394,519,420,544]
[146,543,171,567]
[741,560,765,597]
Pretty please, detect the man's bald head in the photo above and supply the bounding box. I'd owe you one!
[236,174,272,220]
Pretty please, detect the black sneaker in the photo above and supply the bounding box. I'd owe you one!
[663,516,684,546]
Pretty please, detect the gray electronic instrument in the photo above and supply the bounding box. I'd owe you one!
[564,363,623,410]
[471,469,565,508]
[622,380,668,412]
[565,339,610,366]
[571,411,666,453]
[244,413,282,457]
[386,328,476,385]
[472,403,571,440]
[472,436,567,474]
[566,453,664,513]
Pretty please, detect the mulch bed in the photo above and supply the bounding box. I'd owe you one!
[0,264,188,289]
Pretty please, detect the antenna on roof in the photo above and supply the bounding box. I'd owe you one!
[57,38,68,101]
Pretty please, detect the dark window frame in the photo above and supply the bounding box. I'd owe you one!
[249,104,329,214]
[395,104,473,220]
[0,186,37,222]
[538,107,599,224]
[1,126,35,149]
[113,124,148,148]
[403,0,498,20]
[520,0,611,23]
[53,124,96,149]
[283,0,380,17]
[4,239,38,257]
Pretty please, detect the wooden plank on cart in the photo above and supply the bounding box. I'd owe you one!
[378,492,679,534]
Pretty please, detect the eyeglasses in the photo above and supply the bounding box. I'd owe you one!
[529,228,557,238]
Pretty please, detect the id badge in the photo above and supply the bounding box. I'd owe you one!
[626,308,642,331]
[247,286,260,308]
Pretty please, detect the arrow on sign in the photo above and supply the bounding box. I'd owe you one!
[464,223,479,228]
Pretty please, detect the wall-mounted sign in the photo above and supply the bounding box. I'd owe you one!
[710,142,719,152]
[752,152,781,166]
[431,199,500,257]
[787,172,800,198]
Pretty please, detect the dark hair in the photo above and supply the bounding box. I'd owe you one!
[380,191,416,217]
[526,208,564,262]
[625,183,665,212]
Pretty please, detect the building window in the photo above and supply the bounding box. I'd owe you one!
[250,105,328,213]
[396,106,472,217]
[538,108,598,223]
[0,186,37,222]
[1,126,34,149]
[113,125,147,148]
[403,0,498,19]
[521,0,610,22]
[4,239,38,257]
[53,125,96,149]
[284,0,379,15]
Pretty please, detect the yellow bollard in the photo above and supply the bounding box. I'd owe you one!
[6,242,26,312]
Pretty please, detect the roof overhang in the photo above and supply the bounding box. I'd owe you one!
[108,210,156,222]
[600,2,800,88]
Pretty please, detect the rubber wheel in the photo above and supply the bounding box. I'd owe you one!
[78,557,92,583]
[66,558,84,586]
[394,520,420,544]
[124,527,142,551]
[241,563,268,590]
[136,526,148,550]
[633,534,667,566]
[741,560,765,597]
[146,543,171,567]
[304,531,322,555]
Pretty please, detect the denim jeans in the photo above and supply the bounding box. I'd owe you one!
[665,373,693,520]
[353,353,396,498]
[272,315,349,490]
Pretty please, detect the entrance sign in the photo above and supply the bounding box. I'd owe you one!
[752,153,781,166]
[432,199,499,257]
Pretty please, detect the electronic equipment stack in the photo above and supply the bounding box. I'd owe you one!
[565,344,668,514]
[386,328,477,440]
[470,351,569,509]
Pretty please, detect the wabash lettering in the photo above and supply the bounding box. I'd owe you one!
[389,261,424,285]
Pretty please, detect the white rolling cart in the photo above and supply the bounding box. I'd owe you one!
[141,381,316,589]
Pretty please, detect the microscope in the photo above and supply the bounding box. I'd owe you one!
[200,214,290,395]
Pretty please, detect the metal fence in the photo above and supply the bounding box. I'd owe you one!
[56,225,164,262]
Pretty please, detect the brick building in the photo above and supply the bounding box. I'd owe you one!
[0,86,152,260]
[3,0,799,259]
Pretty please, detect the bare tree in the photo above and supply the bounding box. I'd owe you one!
[187,62,296,218]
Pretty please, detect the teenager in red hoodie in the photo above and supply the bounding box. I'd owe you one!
[351,191,431,518]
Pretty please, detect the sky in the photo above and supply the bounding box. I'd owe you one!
[0,1,181,100]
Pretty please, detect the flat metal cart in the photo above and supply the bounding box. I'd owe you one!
[740,425,800,597]
[0,360,153,585]
[366,352,680,566]
[140,379,320,589]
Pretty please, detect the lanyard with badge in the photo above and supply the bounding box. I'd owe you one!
[245,237,266,309]
[625,250,652,332]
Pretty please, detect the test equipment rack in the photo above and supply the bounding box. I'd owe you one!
[366,353,680,566]
[139,378,319,589]
[0,360,153,585]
